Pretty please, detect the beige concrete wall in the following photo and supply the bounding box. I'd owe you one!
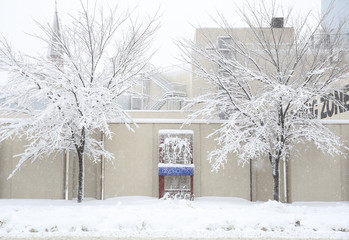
[288,124,349,202]
[0,136,103,200]
[104,123,154,198]
[198,124,250,198]
[0,137,64,199]
[0,112,347,202]
[103,120,250,200]
[163,68,191,87]
[250,157,287,202]
[251,157,273,201]
[249,123,349,203]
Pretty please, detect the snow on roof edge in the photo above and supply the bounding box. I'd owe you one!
[159,129,194,134]
[1,118,349,125]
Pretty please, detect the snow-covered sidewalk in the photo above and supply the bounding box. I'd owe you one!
[0,197,348,239]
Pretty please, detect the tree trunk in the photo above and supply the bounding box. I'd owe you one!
[76,127,86,203]
[272,158,280,201]
[77,147,84,203]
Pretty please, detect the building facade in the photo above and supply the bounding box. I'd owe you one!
[0,3,349,203]
[0,109,348,202]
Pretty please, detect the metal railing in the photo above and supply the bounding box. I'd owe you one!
[149,74,187,110]
[150,91,186,110]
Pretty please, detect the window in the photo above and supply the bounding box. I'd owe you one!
[216,36,234,77]
[165,175,191,192]
[158,130,194,200]
[131,97,143,110]
[216,36,233,59]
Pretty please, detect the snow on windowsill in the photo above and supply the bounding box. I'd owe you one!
[158,163,194,168]
[159,129,194,135]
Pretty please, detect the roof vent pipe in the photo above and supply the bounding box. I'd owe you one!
[271,17,284,28]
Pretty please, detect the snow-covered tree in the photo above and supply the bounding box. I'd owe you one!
[0,2,158,202]
[181,1,349,201]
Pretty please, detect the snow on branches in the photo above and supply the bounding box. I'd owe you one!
[181,1,349,201]
[0,1,159,202]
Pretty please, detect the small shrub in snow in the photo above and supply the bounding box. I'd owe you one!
[28,228,38,233]
[161,191,192,200]
[223,225,235,231]
[81,225,88,232]
[50,225,58,232]
[332,227,349,232]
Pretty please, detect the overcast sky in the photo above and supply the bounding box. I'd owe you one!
[0,0,321,69]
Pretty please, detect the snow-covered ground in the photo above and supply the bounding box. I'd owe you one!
[0,197,348,239]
